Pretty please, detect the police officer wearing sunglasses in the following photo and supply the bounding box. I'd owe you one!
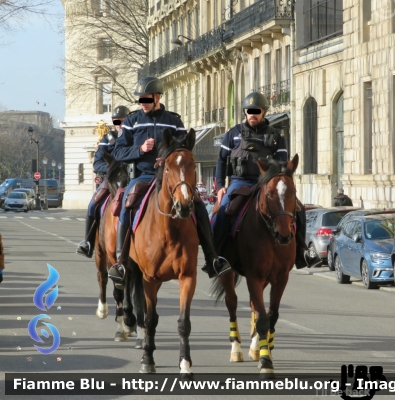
[76,105,130,258]
[208,92,322,274]
[109,76,231,283]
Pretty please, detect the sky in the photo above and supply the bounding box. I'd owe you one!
[0,3,65,127]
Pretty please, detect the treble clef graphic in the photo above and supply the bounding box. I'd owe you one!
[28,264,61,355]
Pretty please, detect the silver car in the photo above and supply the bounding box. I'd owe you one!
[13,188,36,210]
[4,191,29,212]
[305,207,360,263]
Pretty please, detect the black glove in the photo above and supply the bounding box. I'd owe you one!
[0,273,3,283]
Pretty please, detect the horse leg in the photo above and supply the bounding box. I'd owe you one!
[178,275,196,378]
[220,271,243,362]
[132,262,146,349]
[113,285,129,342]
[140,280,161,374]
[246,278,273,377]
[95,245,109,319]
[122,259,137,338]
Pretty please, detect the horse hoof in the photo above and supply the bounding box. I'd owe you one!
[114,332,128,342]
[96,301,108,319]
[135,339,143,349]
[128,330,137,337]
[249,348,260,361]
[180,373,194,381]
[230,352,244,362]
[140,364,156,374]
[260,369,275,379]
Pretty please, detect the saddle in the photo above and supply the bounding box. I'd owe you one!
[125,180,153,210]
[94,181,110,205]
[225,185,256,217]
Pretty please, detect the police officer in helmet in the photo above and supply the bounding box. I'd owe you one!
[76,105,130,258]
[109,76,231,283]
[208,92,321,275]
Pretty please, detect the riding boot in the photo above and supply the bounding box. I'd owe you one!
[194,201,231,278]
[76,215,97,258]
[108,221,130,286]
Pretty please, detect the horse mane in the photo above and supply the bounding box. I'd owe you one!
[258,158,294,185]
[106,157,128,197]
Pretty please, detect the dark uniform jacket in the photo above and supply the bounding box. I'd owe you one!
[334,194,353,206]
[215,119,288,190]
[112,104,186,176]
[93,131,118,174]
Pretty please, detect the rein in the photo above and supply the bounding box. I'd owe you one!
[155,149,195,219]
[257,173,297,237]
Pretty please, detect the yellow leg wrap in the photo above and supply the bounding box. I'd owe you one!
[229,320,241,343]
[267,330,275,350]
[259,338,272,359]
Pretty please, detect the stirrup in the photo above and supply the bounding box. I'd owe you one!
[213,256,232,276]
[76,240,92,258]
[304,252,322,269]
[108,264,125,289]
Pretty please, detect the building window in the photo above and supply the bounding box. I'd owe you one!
[180,16,184,37]
[173,88,177,114]
[101,82,112,113]
[254,57,260,91]
[194,8,199,37]
[78,163,84,184]
[151,36,155,61]
[158,31,162,57]
[362,1,371,42]
[364,82,372,174]
[303,97,318,174]
[263,52,271,98]
[98,38,112,60]
[303,0,343,47]
[187,11,192,38]
[285,45,291,81]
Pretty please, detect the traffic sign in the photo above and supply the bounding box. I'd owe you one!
[34,172,41,179]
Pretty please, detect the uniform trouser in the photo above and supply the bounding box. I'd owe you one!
[214,178,255,253]
[119,174,154,227]
[87,180,105,218]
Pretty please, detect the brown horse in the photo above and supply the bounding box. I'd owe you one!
[211,154,299,377]
[128,128,199,376]
[95,152,145,345]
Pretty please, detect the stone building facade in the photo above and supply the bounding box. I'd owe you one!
[294,0,395,208]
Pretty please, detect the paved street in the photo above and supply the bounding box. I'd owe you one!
[1,209,395,399]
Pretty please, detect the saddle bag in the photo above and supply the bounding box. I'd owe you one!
[111,187,125,217]
[125,180,153,210]
[94,181,110,205]
[225,185,255,216]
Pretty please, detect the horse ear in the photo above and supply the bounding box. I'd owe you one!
[184,128,196,151]
[286,154,299,174]
[102,149,114,166]
[256,159,270,174]
[162,129,175,149]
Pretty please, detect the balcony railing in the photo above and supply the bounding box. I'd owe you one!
[219,107,225,122]
[271,80,290,106]
[259,85,271,99]
[211,109,218,123]
[138,0,293,79]
[205,111,211,124]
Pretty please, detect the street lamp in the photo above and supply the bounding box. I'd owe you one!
[51,160,56,179]
[42,157,48,210]
[28,126,41,210]
[171,34,193,46]
[57,163,62,183]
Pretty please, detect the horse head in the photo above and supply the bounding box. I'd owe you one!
[256,154,299,245]
[156,128,196,219]
[103,150,129,197]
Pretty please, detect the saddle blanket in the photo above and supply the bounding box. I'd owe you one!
[132,179,157,233]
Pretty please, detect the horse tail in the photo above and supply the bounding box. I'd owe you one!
[210,273,242,303]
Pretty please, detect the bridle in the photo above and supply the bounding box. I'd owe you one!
[257,173,297,237]
[156,149,195,219]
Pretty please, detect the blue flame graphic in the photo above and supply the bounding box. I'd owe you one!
[27,314,61,354]
[33,264,59,311]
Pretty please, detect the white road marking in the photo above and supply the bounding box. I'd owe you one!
[0,216,7,218]
[77,218,86,221]
[30,217,40,219]
[14,216,24,219]
[46,217,55,220]
[276,180,287,210]
[61,217,71,220]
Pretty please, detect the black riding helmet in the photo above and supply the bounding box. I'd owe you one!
[134,76,163,96]
[112,105,130,119]
[242,92,270,110]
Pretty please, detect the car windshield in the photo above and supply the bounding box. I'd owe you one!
[8,192,26,199]
[322,211,350,226]
[365,220,395,240]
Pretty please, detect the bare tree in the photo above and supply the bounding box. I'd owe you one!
[63,0,149,107]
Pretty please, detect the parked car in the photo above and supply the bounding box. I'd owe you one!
[13,188,36,210]
[0,178,34,208]
[305,207,360,264]
[304,204,323,211]
[4,191,29,212]
[327,209,395,270]
[333,214,395,289]
[38,179,63,208]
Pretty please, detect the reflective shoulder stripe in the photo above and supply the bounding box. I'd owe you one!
[122,124,134,130]
[276,149,288,153]
[221,144,231,151]
[234,137,241,141]
[176,127,187,131]
[98,143,109,146]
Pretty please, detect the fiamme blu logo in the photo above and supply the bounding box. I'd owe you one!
[27,264,61,354]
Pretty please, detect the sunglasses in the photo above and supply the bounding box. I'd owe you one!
[138,98,154,104]
[246,109,262,115]
[112,120,122,125]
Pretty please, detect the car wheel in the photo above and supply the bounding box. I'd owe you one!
[361,259,378,289]
[335,255,350,284]
[24,209,28,213]
[4,209,9,212]
[327,248,335,271]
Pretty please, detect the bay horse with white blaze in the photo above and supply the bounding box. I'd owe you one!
[127,128,199,376]
[211,154,299,377]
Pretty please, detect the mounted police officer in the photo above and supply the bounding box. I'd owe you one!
[206,92,321,275]
[108,76,231,283]
[76,105,130,258]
